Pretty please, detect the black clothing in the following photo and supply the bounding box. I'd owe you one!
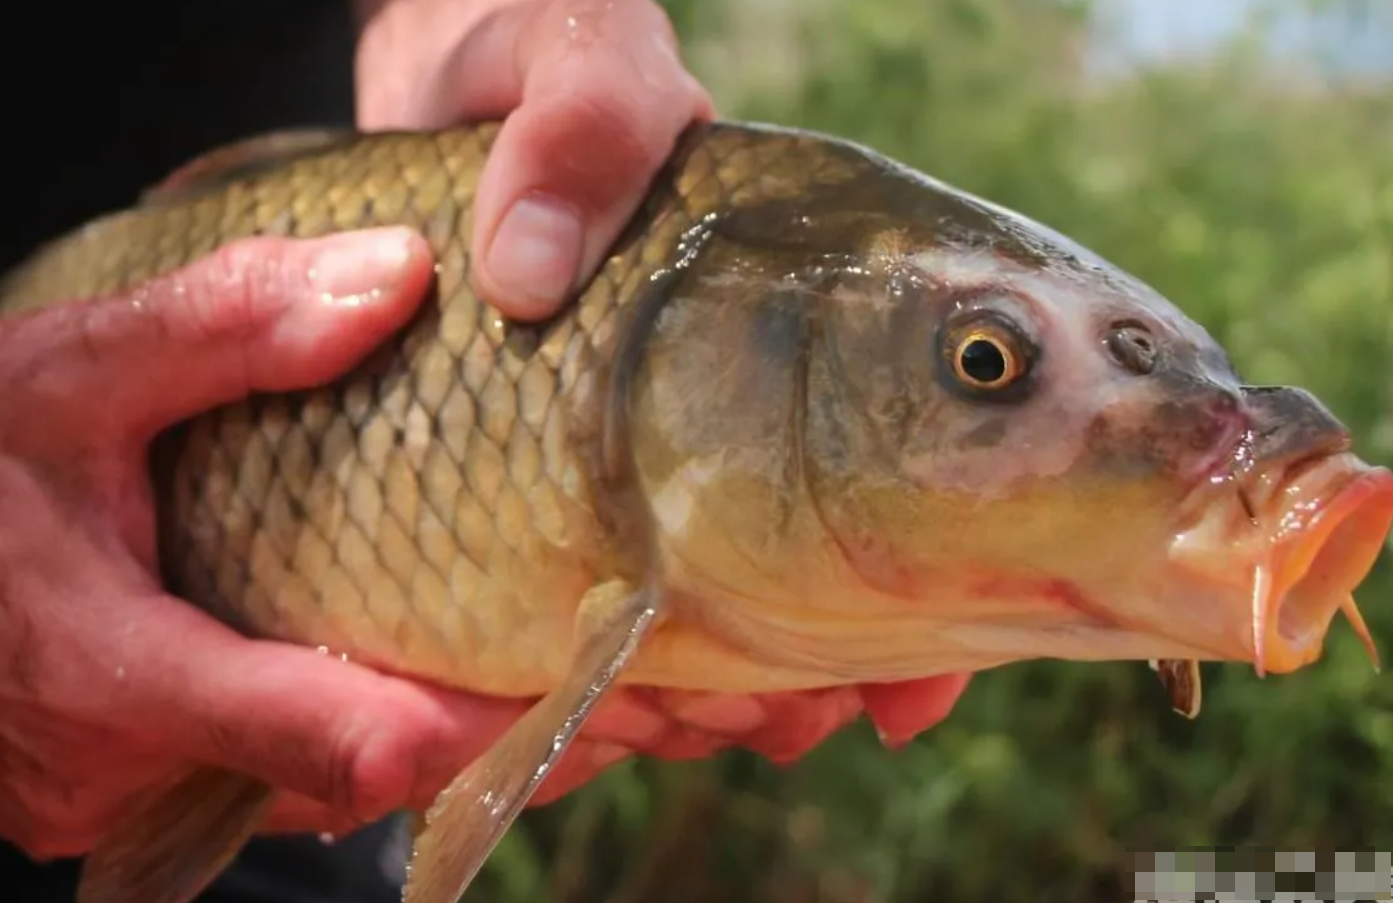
[0,0,358,270]
[1,2,407,900]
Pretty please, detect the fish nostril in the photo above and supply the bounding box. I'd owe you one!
[1105,321,1157,375]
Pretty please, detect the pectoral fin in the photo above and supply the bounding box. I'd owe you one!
[76,767,274,903]
[402,578,663,903]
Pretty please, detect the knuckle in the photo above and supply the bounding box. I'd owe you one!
[519,3,703,209]
[578,89,672,169]
[7,790,107,860]
[329,722,410,822]
[517,92,675,217]
[0,567,60,706]
[22,833,93,861]
[158,238,296,345]
[171,241,266,341]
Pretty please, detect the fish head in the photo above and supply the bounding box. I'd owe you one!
[780,151,1393,678]
[633,128,1393,687]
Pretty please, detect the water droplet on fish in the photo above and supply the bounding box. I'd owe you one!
[316,645,330,655]
[114,666,126,680]
[566,15,577,35]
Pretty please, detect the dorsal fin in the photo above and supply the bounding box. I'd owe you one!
[140,128,358,207]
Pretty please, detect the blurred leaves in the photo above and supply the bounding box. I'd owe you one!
[464,1,1393,900]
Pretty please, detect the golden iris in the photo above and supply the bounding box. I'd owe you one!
[951,330,1024,389]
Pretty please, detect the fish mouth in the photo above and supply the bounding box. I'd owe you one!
[1248,453,1393,675]
[1169,451,1393,674]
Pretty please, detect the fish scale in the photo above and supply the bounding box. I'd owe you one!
[8,119,1388,903]
[0,121,835,697]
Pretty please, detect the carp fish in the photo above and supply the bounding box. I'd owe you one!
[2,120,1389,903]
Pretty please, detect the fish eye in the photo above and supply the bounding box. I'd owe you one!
[949,327,1027,390]
[1106,322,1157,375]
[936,306,1039,402]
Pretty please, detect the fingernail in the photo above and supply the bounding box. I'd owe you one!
[873,723,919,751]
[485,193,583,315]
[589,694,668,748]
[310,228,417,305]
[587,742,632,770]
[669,692,767,735]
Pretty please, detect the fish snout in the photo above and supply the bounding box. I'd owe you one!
[1241,385,1352,466]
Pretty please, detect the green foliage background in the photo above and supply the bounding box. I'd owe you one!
[466,1,1393,901]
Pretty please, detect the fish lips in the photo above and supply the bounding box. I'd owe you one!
[1170,451,1393,675]
[1254,454,1392,675]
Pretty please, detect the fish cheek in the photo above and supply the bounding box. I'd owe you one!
[622,246,842,606]
[957,415,1010,449]
[795,279,955,598]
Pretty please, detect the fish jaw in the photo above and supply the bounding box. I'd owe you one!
[1167,451,1393,675]
[624,448,1393,691]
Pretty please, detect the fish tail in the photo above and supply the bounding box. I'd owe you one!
[77,766,274,903]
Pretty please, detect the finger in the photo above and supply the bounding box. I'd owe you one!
[581,688,671,749]
[639,727,729,763]
[432,0,713,319]
[0,739,176,860]
[660,690,769,736]
[739,688,864,765]
[528,740,632,807]
[262,791,367,837]
[588,689,733,762]
[355,0,536,130]
[87,596,527,824]
[2,228,433,442]
[859,673,973,748]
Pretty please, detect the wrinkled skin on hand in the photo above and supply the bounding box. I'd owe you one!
[0,227,967,861]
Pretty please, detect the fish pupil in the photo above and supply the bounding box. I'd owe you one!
[961,339,1007,383]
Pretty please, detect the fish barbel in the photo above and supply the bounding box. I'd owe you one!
[2,121,1389,903]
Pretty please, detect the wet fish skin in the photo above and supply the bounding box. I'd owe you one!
[5,119,1390,903]
[1,122,876,700]
[4,117,1385,702]
[3,120,857,903]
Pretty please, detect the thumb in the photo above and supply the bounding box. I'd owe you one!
[428,0,713,320]
[4,227,433,444]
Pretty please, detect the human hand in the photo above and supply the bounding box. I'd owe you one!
[535,675,974,803]
[0,228,548,858]
[354,0,714,320]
